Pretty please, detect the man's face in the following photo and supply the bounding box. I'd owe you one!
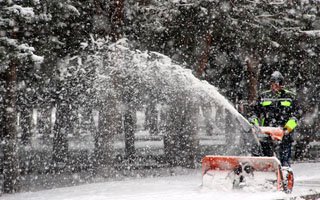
[271,82,281,92]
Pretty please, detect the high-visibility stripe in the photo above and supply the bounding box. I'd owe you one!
[261,118,265,126]
[261,101,272,106]
[281,101,291,107]
[285,119,298,132]
[253,118,259,126]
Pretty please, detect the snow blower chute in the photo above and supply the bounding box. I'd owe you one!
[202,127,294,193]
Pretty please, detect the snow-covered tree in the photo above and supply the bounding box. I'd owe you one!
[0,0,44,193]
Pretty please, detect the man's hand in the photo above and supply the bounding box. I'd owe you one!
[283,128,290,136]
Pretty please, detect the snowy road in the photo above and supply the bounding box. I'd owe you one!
[3,162,320,200]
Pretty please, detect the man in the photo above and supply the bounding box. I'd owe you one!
[250,71,299,167]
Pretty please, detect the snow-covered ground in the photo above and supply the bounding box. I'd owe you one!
[3,162,320,200]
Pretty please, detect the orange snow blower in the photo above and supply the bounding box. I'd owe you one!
[202,127,294,193]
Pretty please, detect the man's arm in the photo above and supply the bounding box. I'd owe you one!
[248,98,262,126]
[284,90,300,133]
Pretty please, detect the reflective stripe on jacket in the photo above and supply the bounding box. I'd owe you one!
[253,89,299,132]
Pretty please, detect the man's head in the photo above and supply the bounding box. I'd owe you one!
[270,71,284,92]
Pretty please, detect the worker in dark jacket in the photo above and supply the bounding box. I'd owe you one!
[250,71,299,167]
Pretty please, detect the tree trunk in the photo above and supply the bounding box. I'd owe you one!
[202,103,214,136]
[224,108,236,154]
[37,106,52,145]
[179,100,199,168]
[94,96,118,168]
[52,102,70,172]
[163,95,184,166]
[163,108,181,166]
[19,107,33,175]
[215,105,225,130]
[163,95,199,168]
[79,107,95,136]
[20,107,32,146]
[0,73,5,145]
[110,0,124,41]
[196,31,212,78]
[124,104,136,161]
[3,60,19,193]
[94,110,112,167]
[246,56,260,104]
[144,101,159,135]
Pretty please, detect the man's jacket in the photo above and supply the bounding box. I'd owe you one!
[251,88,299,133]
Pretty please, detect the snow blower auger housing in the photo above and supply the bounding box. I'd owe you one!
[201,127,294,193]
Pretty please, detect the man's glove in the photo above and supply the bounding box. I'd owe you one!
[284,117,298,133]
[283,128,290,136]
[249,115,259,126]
